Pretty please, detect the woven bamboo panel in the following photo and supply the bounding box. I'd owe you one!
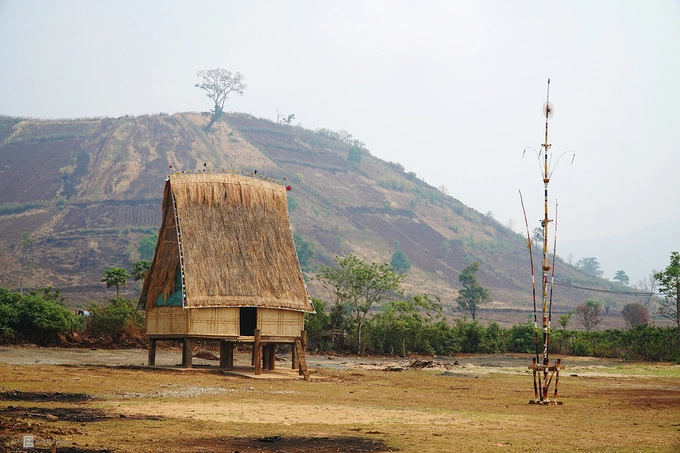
[146,306,187,335]
[187,307,239,336]
[258,308,304,336]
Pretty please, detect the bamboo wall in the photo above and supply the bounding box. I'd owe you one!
[146,306,304,338]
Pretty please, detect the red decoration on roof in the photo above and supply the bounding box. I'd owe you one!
[286,186,292,191]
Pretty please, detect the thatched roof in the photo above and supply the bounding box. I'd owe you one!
[139,172,313,312]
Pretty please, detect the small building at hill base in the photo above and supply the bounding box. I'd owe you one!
[138,172,314,375]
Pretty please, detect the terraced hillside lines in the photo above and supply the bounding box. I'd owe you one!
[0,139,79,204]
[227,116,350,170]
[347,209,465,282]
[0,210,56,243]
[52,201,162,233]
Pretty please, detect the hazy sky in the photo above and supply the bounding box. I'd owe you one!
[1,1,679,282]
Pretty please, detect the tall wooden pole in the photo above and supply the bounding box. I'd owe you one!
[525,78,571,405]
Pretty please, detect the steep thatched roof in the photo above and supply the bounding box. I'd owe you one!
[139,172,313,312]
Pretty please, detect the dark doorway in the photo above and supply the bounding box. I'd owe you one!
[240,307,257,336]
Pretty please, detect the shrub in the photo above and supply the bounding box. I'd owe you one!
[449,319,485,353]
[0,288,20,339]
[390,250,411,274]
[621,303,649,328]
[507,322,536,353]
[86,297,144,338]
[15,290,82,345]
[305,299,332,351]
[480,321,506,354]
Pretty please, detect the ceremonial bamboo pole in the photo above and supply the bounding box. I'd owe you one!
[523,78,573,405]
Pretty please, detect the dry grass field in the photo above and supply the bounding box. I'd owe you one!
[1,347,679,452]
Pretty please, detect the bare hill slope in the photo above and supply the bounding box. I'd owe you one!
[0,113,631,320]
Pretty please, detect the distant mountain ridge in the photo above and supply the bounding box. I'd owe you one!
[0,113,632,320]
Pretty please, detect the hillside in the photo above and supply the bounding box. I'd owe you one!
[0,113,638,323]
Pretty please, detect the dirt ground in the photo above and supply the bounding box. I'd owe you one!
[1,346,679,453]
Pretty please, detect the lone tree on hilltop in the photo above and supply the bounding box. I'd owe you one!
[456,261,489,321]
[101,267,131,298]
[195,68,247,132]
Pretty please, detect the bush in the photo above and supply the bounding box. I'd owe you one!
[0,288,20,339]
[621,303,649,328]
[480,321,505,354]
[449,319,485,353]
[86,297,144,338]
[305,299,332,351]
[507,322,536,353]
[13,288,82,345]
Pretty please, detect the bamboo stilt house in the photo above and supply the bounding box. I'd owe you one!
[138,172,314,371]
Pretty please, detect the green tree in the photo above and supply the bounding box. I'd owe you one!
[195,68,247,131]
[101,268,131,298]
[293,232,316,272]
[654,251,680,343]
[316,254,404,355]
[138,234,158,261]
[576,299,602,331]
[613,270,630,285]
[576,257,603,277]
[559,310,574,330]
[131,260,151,282]
[390,249,411,274]
[456,262,489,321]
[348,146,362,166]
[621,302,649,328]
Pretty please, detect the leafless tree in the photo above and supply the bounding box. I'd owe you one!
[575,299,602,331]
[635,273,658,308]
[195,68,247,131]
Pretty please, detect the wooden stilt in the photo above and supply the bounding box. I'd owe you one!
[254,330,262,375]
[294,337,310,381]
[292,340,298,370]
[183,338,193,368]
[220,341,234,370]
[268,344,276,371]
[148,338,157,366]
[263,344,270,371]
